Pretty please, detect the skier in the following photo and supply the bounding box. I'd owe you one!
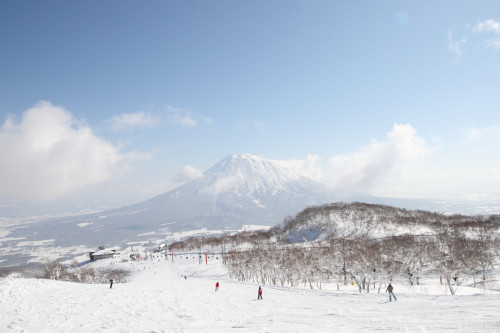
[109,279,113,289]
[258,286,263,300]
[386,283,397,302]
[215,282,219,292]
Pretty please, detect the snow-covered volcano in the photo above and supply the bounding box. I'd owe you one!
[131,153,333,230]
[3,154,333,254]
[203,153,305,193]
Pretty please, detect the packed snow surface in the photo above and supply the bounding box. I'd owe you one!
[1,255,499,332]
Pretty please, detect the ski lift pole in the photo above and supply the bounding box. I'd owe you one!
[342,239,346,283]
[205,251,208,265]
[198,244,202,264]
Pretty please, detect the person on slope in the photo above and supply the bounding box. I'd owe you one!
[386,283,397,302]
[109,279,113,289]
[215,282,219,292]
[258,286,263,300]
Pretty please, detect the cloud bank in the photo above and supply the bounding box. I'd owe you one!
[0,101,143,201]
[279,124,430,193]
[325,124,428,191]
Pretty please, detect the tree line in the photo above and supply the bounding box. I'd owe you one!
[170,202,500,294]
[224,230,498,295]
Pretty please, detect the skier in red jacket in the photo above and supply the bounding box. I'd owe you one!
[215,282,219,292]
[258,286,263,299]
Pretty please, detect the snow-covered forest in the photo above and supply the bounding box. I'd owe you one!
[171,203,500,296]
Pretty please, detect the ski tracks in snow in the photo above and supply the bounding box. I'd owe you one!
[1,257,500,332]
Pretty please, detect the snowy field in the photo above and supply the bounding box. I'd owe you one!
[1,253,500,332]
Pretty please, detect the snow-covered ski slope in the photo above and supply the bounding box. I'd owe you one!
[1,254,499,332]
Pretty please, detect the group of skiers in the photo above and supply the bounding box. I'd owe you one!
[215,282,263,300]
[110,276,395,302]
[213,282,395,301]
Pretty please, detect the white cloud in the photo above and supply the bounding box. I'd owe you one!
[203,176,241,195]
[448,30,467,62]
[203,117,214,125]
[472,20,500,50]
[279,124,430,193]
[172,165,203,183]
[109,105,212,131]
[463,125,500,144]
[0,101,145,201]
[108,111,159,132]
[278,124,500,200]
[324,124,428,192]
[473,19,500,34]
[166,105,198,127]
[274,154,323,181]
[485,37,500,50]
[448,19,500,61]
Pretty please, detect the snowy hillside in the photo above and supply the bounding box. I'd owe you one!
[1,252,499,332]
[281,202,500,242]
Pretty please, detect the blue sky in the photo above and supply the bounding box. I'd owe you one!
[1,1,499,211]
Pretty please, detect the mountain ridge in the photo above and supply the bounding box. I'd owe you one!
[125,153,333,228]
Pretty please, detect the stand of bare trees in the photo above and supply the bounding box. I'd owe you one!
[223,232,499,294]
[40,259,130,284]
[169,203,500,294]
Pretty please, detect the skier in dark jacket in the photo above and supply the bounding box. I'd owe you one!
[109,279,113,289]
[386,283,396,302]
[258,286,263,300]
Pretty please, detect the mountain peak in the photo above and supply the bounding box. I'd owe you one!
[229,153,262,160]
[202,153,302,193]
[218,153,270,167]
